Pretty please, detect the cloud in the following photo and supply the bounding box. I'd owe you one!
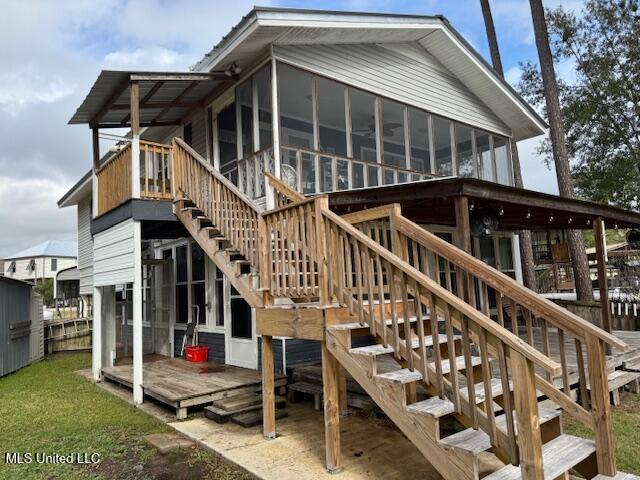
[504,66,523,87]
[104,47,190,70]
[0,69,76,115]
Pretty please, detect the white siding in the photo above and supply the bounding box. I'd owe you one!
[5,257,76,282]
[273,43,511,136]
[93,219,135,287]
[189,109,208,159]
[77,198,94,295]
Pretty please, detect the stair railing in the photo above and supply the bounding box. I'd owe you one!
[345,204,622,476]
[172,138,262,271]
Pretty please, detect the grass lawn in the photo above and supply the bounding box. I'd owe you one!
[0,353,253,480]
[563,392,640,474]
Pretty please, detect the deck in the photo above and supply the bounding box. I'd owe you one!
[102,356,287,419]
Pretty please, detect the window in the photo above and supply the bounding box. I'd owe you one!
[455,125,474,177]
[167,242,210,327]
[175,245,188,324]
[7,261,16,274]
[215,266,224,328]
[237,81,253,157]
[51,258,57,271]
[27,259,36,272]
[432,117,453,175]
[184,122,193,147]
[493,137,511,185]
[317,77,347,157]
[476,131,493,181]
[350,88,377,163]
[381,99,405,168]
[409,108,430,174]
[217,103,238,184]
[278,64,314,148]
[255,65,272,149]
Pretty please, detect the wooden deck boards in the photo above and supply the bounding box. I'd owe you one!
[102,357,286,417]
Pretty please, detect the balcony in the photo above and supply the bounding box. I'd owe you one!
[95,140,173,216]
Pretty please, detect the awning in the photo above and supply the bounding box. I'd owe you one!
[328,177,640,231]
[69,70,235,128]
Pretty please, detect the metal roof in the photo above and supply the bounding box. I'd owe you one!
[68,70,234,128]
[5,240,78,260]
[56,266,80,282]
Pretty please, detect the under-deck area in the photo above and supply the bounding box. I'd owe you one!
[102,356,287,419]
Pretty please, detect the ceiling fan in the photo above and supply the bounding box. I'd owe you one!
[352,122,403,138]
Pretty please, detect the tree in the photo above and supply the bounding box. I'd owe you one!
[520,0,640,209]
[479,0,538,292]
[528,0,593,301]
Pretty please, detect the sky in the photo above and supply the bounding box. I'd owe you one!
[0,0,584,258]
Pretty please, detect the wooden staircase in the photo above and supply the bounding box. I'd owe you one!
[170,137,636,480]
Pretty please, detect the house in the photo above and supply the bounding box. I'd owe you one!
[3,240,77,291]
[60,7,640,479]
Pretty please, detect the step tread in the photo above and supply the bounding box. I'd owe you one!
[495,407,561,433]
[375,368,422,385]
[405,396,455,418]
[350,344,394,357]
[484,434,596,480]
[587,370,640,391]
[460,378,512,404]
[288,381,323,395]
[433,355,482,375]
[411,333,460,349]
[439,428,491,454]
[593,473,640,480]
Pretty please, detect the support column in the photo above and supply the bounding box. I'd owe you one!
[322,342,341,473]
[593,217,612,336]
[130,80,141,199]
[266,54,280,210]
[454,196,471,253]
[132,220,144,404]
[92,286,102,382]
[262,335,276,439]
[92,127,100,218]
[338,367,349,417]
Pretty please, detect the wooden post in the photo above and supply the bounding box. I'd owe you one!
[511,350,543,479]
[258,217,272,306]
[262,335,276,439]
[92,127,100,218]
[454,196,471,254]
[92,286,102,382]
[322,342,341,473]
[593,217,612,338]
[338,367,349,417]
[586,335,616,475]
[315,196,330,307]
[130,80,141,198]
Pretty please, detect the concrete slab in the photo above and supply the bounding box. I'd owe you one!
[144,432,194,454]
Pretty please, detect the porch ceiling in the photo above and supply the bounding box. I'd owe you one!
[69,70,235,128]
[327,177,640,231]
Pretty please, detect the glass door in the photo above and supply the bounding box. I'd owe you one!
[225,283,257,369]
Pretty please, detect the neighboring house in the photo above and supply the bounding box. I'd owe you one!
[60,7,640,479]
[3,241,77,290]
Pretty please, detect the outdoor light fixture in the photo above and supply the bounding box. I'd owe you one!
[526,209,531,219]
[225,62,242,76]
[469,201,475,211]
[499,206,504,216]
[549,213,554,222]
[568,217,573,224]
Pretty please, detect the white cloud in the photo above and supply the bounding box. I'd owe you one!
[504,66,523,87]
[0,69,76,115]
[104,47,190,70]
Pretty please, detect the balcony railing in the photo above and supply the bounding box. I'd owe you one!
[95,140,173,216]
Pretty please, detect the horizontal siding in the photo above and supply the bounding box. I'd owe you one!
[273,43,511,136]
[174,330,225,364]
[93,219,134,287]
[77,198,93,295]
[190,109,208,159]
[258,338,321,374]
[4,257,76,282]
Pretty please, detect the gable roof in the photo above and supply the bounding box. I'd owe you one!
[193,6,546,141]
[5,240,77,260]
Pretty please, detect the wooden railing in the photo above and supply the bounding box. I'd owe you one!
[172,138,262,270]
[343,205,622,475]
[96,143,132,216]
[95,140,173,216]
[535,262,575,293]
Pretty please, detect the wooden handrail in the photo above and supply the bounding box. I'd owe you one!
[265,171,305,205]
[393,215,626,350]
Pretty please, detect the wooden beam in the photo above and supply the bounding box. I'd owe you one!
[262,335,276,439]
[110,101,201,110]
[593,217,612,337]
[129,72,232,81]
[153,81,198,124]
[321,342,341,473]
[130,81,140,137]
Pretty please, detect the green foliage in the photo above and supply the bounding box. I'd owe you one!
[582,228,628,248]
[518,0,640,209]
[34,278,53,306]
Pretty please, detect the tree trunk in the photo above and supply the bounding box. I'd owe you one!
[529,0,592,301]
[481,0,538,292]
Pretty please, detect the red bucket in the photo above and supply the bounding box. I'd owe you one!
[184,345,209,363]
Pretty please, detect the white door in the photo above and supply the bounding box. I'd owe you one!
[224,278,258,369]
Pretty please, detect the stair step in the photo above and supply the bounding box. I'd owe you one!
[484,434,596,480]
[433,355,482,375]
[375,368,422,385]
[495,407,561,434]
[593,473,640,480]
[410,333,460,349]
[461,379,512,404]
[405,396,455,418]
[439,427,491,455]
[349,344,394,357]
